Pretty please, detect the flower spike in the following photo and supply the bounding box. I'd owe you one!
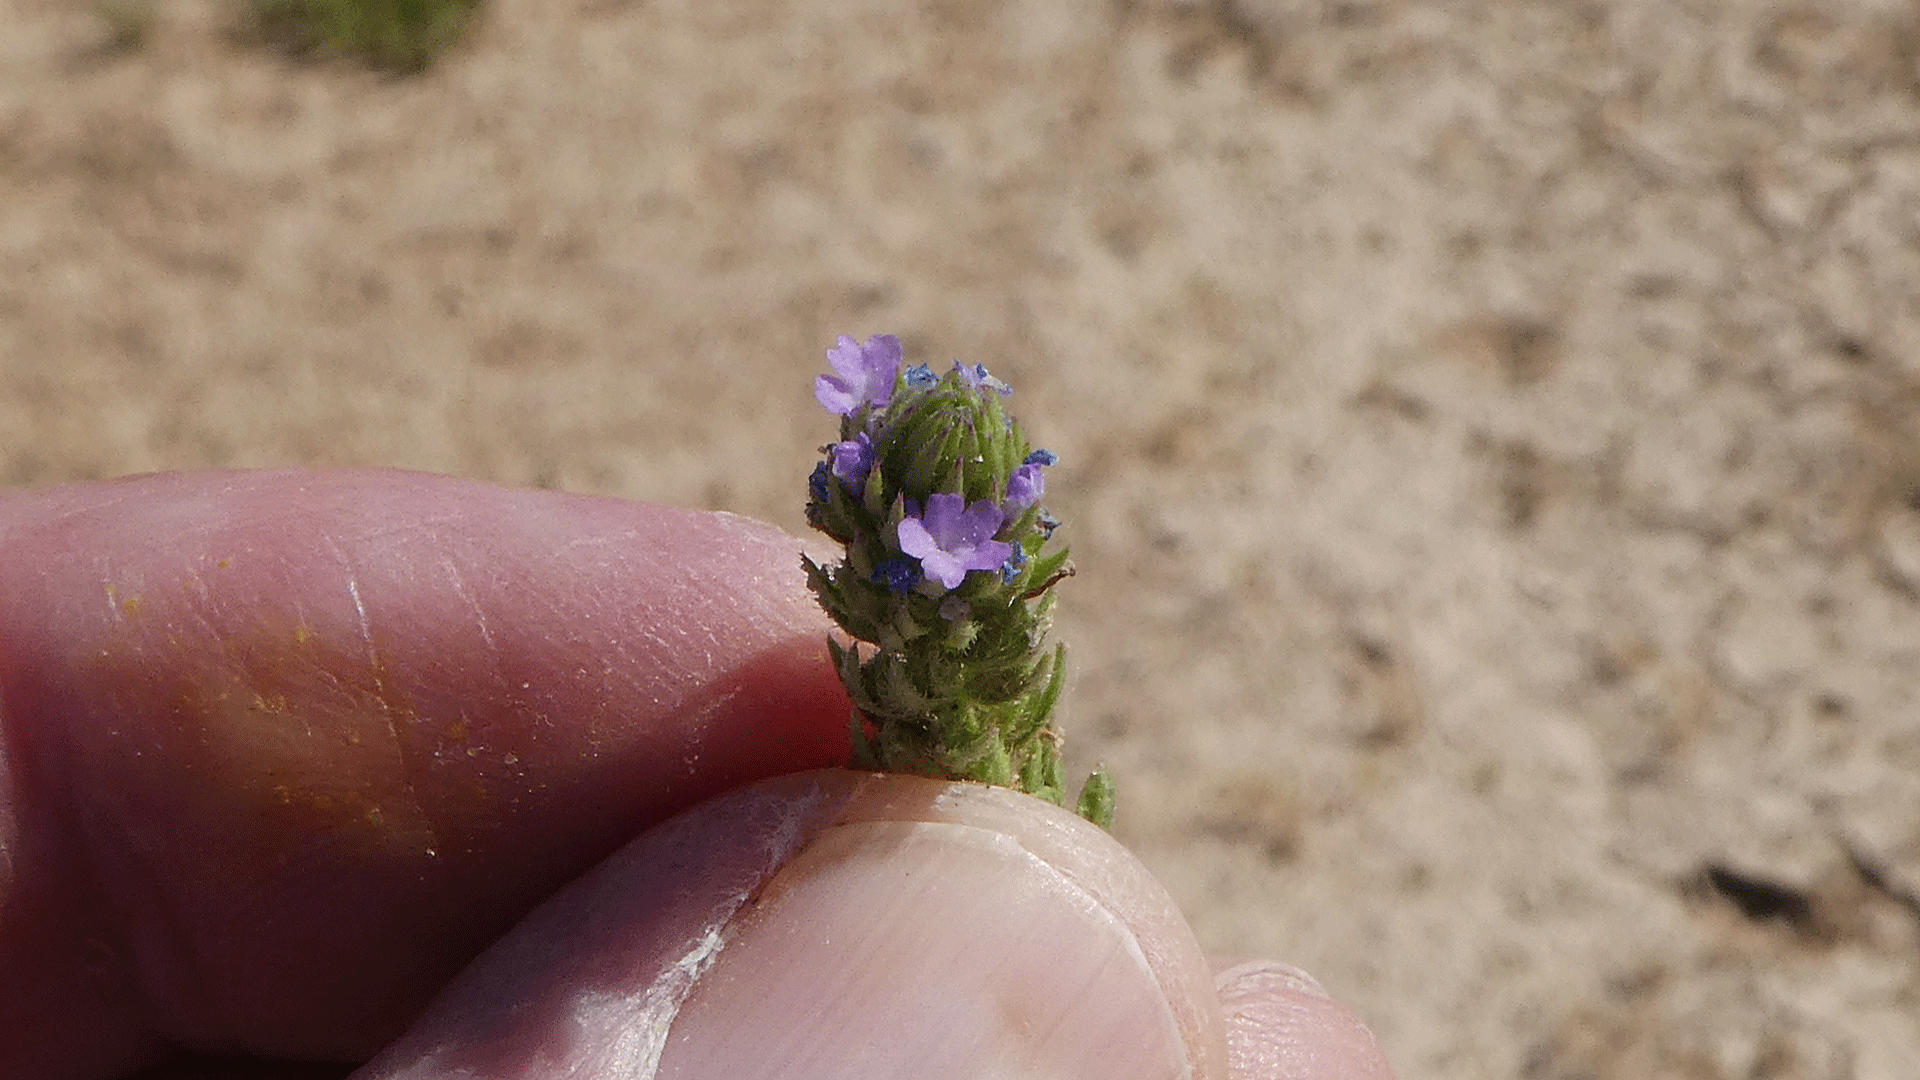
[801,336,1112,826]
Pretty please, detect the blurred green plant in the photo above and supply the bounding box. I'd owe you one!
[253,0,481,72]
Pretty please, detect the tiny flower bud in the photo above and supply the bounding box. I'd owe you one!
[830,432,874,497]
[1004,462,1046,512]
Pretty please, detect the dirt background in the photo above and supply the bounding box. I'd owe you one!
[7,0,1920,1076]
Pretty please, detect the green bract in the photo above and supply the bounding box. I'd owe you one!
[804,340,1112,828]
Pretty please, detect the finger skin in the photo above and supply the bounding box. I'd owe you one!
[1214,962,1398,1080]
[359,770,1231,1080]
[0,470,852,1077]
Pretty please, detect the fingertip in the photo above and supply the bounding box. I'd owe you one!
[1214,961,1397,1080]
[363,771,1232,1080]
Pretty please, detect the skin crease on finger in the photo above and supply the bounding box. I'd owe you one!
[0,470,855,1078]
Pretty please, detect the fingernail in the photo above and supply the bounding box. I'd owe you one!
[1215,959,1331,1002]
[653,815,1193,1079]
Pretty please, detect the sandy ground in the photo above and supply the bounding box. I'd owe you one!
[7,0,1920,1075]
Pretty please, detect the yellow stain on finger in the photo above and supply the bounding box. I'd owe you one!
[89,597,457,863]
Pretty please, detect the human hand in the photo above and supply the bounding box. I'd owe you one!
[0,469,1395,1079]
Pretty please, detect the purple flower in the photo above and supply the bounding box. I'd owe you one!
[903,363,938,390]
[815,334,904,415]
[830,431,874,497]
[896,493,1015,591]
[1025,449,1057,466]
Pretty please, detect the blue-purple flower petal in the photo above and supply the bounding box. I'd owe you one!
[808,460,831,503]
[1000,544,1028,585]
[873,556,923,593]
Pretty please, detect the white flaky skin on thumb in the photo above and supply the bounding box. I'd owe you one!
[357,769,1228,1080]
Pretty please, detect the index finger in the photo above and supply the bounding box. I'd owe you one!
[0,469,850,1078]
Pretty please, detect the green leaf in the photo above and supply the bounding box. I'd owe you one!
[1076,770,1115,829]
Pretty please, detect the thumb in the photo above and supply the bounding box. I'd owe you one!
[359,769,1230,1079]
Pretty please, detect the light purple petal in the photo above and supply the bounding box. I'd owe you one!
[863,333,904,374]
[818,334,903,415]
[917,493,968,546]
[962,539,1015,574]
[814,375,860,415]
[897,515,939,561]
[824,335,868,379]
[920,551,968,590]
[954,499,1007,546]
